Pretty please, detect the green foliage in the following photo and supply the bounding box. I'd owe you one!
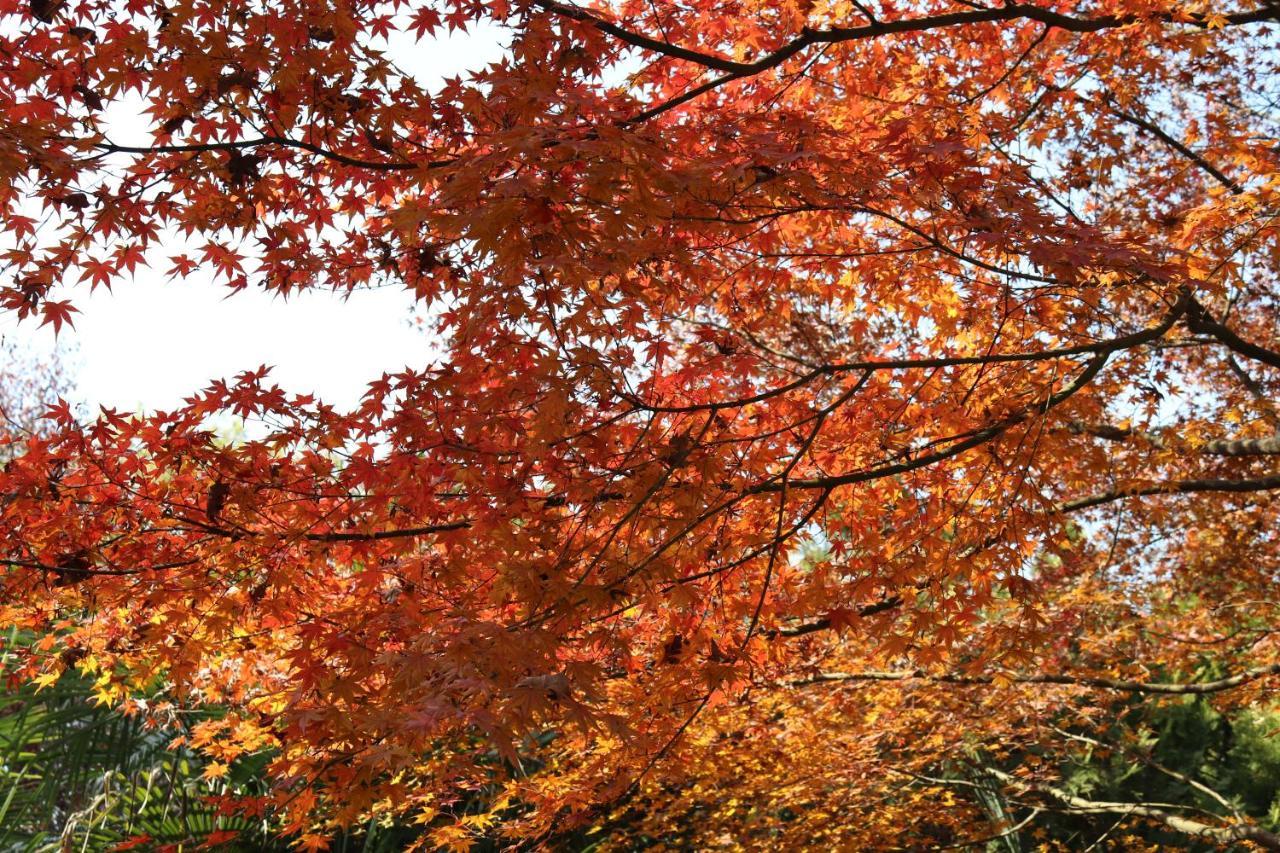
[0,643,265,850]
[0,631,287,850]
[0,633,437,851]
[995,695,1280,849]
[1225,709,1280,823]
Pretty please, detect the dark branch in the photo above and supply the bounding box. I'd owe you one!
[304,520,472,541]
[93,136,450,172]
[983,766,1280,851]
[532,2,1280,123]
[539,1,1280,79]
[795,661,1280,694]
[1059,473,1280,512]
[1101,99,1245,194]
[1188,300,1280,371]
[767,296,1188,492]
[1067,420,1280,456]
[630,298,1189,415]
[768,595,904,637]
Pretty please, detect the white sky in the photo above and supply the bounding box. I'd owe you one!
[1,282,430,412]
[3,19,510,414]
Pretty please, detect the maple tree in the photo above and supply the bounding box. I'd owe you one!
[3,0,1280,847]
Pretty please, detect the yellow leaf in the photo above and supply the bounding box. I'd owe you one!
[32,671,60,691]
[202,761,230,780]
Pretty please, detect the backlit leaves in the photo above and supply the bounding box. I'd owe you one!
[2,0,1280,846]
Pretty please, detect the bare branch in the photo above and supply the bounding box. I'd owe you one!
[984,767,1280,851]
[1059,473,1280,513]
[793,662,1280,694]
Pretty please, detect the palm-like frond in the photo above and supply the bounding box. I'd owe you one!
[0,629,427,851]
[0,636,274,852]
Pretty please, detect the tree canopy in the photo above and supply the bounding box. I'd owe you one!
[2,0,1280,848]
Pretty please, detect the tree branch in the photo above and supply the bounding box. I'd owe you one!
[769,595,903,637]
[303,520,472,541]
[1188,300,1280,371]
[1050,726,1242,818]
[746,296,1187,495]
[1059,473,1280,512]
[984,767,1280,851]
[1100,99,1245,194]
[92,136,450,172]
[626,313,1181,415]
[534,1,1280,123]
[1066,420,1280,456]
[538,1,1280,78]
[793,662,1280,694]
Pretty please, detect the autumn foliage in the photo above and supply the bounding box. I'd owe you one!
[3,0,1280,847]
